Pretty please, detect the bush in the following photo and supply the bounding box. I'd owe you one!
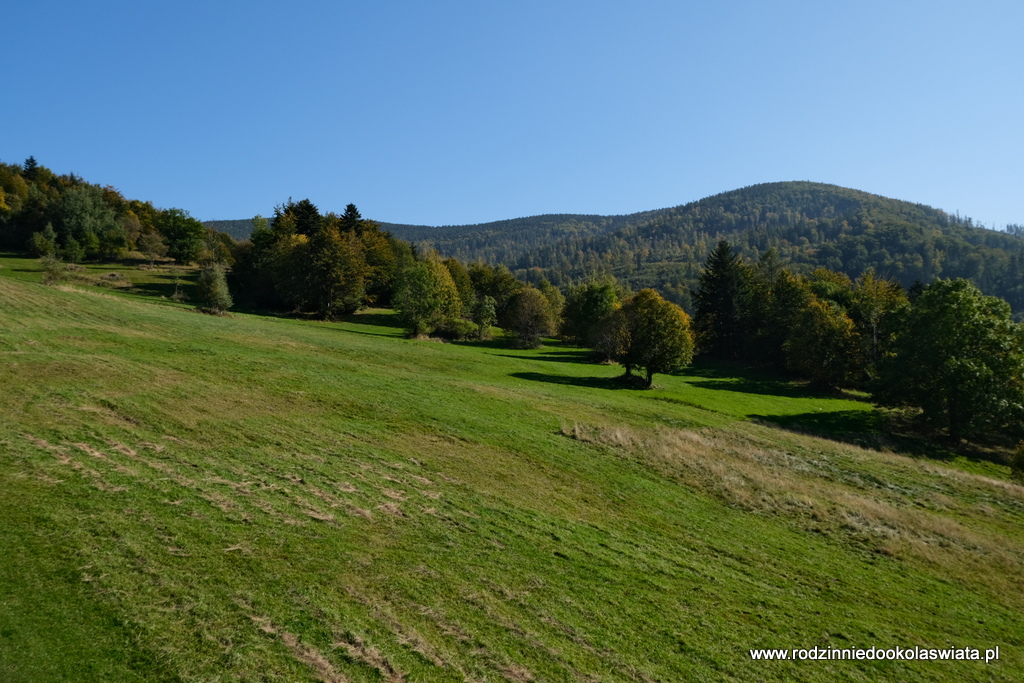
[434,318,477,341]
[196,264,233,314]
[40,254,67,286]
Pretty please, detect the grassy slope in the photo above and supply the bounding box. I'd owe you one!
[1,260,1023,682]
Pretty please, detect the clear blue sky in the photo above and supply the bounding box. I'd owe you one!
[5,1,1022,228]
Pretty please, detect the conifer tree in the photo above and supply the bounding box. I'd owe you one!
[693,240,748,359]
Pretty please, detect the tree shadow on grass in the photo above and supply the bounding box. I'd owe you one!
[131,272,189,300]
[510,371,634,391]
[492,349,596,364]
[751,410,887,449]
[347,311,400,328]
[746,410,1007,467]
[680,359,838,401]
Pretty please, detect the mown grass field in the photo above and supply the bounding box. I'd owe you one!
[1,256,1023,681]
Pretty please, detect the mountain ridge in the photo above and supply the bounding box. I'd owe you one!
[206,181,1024,315]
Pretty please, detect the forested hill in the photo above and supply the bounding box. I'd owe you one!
[203,219,257,241]
[381,182,1024,314]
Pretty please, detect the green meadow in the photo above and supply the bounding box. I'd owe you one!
[1,257,1022,681]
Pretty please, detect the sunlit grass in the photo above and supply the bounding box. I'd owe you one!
[2,258,1023,681]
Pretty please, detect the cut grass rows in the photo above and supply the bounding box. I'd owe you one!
[2,264,1023,681]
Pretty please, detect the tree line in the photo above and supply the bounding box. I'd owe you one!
[0,157,222,266]
[5,158,1021,443]
[691,240,1024,442]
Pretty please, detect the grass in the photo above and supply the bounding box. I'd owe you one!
[1,256,1023,681]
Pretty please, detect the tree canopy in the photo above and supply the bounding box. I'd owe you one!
[874,279,1024,441]
[603,289,695,387]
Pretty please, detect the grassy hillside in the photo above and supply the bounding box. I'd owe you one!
[2,258,1023,681]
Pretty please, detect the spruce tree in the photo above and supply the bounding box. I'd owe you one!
[693,240,748,359]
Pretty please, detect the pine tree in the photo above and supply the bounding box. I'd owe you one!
[693,240,748,359]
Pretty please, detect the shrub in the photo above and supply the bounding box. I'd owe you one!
[196,264,233,314]
[434,318,478,341]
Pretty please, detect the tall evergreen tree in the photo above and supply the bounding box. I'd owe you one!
[693,240,748,359]
[23,156,39,180]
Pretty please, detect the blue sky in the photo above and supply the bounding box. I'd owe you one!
[5,1,1022,228]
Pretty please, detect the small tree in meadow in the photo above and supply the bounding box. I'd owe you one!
[196,263,233,314]
[602,289,695,387]
[40,253,67,286]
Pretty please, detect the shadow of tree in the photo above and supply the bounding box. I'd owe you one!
[751,410,886,448]
[679,359,841,400]
[510,371,633,391]
[492,349,596,364]
[131,272,189,300]
[685,378,824,400]
[348,311,400,328]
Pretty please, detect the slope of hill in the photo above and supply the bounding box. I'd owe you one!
[2,260,1024,680]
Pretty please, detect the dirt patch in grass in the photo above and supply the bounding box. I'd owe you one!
[250,614,350,683]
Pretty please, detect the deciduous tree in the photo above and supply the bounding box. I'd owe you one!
[784,297,860,390]
[606,289,695,387]
[395,258,462,336]
[505,287,556,348]
[561,279,621,347]
[157,208,206,264]
[874,279,1024,441]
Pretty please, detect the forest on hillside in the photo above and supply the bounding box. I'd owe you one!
[375,183,1024,315]
[5,158,1023,447]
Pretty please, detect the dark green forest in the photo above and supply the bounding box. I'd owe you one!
[374,182,1024,315]
[0,157,218,266]
[207,182,1024,317]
